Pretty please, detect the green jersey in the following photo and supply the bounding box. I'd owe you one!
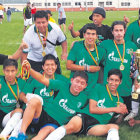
[67,40,106,87]
[22,72,68,105]
[125,20,140,48]
[81,84,123,124]
[0,76,26,113]
[44,79,90,125]
[100,40,137,96]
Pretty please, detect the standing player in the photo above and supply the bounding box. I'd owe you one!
[31,3,36,22]
[57,2,66,32]
[21,10,67,73]
[23,2,32,33]
[125,9,140,49]
[67,24,106,88]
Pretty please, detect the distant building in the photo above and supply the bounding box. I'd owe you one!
[30,0,140,11]
[1,0,139,11]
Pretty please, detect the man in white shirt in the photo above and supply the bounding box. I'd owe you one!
[21,10,68,74]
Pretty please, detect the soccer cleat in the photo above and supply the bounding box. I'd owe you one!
[8,136,17,140]
[124,112,137,121]
[17,133,27,140]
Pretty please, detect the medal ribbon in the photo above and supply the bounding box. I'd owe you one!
[43,72,54,96]
[114,40,125,64]
[6,79,19,101]
[36,27,48,51]
[106,84,120,106]
[21,64,30,80]
[85,43,99,66]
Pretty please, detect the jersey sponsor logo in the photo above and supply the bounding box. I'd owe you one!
[126,48,133,55]
[79,58,85,66]
[77,102,82,108]
[108,51,128,63]
[59,99,76,114]
[40,87,51,97]
[97,98,113,116]
[2,94,17,104]
[137,38,140,44]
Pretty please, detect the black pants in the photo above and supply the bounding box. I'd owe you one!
[28,58,61,74]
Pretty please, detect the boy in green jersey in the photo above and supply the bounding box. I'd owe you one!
[16,60,89,140]
[8,54,68,140]
[125,9,140,49]
[100,21,137,113]
[45,69,128,140]
[0,59,25,140]
[67,24,106,87]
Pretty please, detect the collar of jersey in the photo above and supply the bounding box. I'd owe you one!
[34,23,52,33]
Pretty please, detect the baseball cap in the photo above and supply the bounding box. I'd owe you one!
[89,7,106,20]
[46,10,52,16]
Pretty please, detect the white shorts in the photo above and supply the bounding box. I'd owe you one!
[24,18,32,27]
[26,93,43,105]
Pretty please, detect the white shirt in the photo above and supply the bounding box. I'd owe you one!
[58,7,66,19]
[23,22,66,62]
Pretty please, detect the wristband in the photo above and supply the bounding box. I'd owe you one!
[87,65,90,72]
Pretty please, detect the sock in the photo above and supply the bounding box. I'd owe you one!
[107,128,119,140]
[0,112,22,136]
[132,101,139,114]
[10,119,22,138]
[45,126,66,140]
[2,112,11,127]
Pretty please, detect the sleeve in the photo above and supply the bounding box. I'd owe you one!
[125,23,133,41]
[23,7,26,14]
[22,28,32,53]
[88,84,99,102]
[48,79,65,91]
[67,43,77,61]
[0,54,8,65]
[21,77,37,94]
[99,47,107,67]
[107,26,113,39]
[79,25,86,38]
[56,26,66,44]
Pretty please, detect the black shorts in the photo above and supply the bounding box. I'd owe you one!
[0,110,7,128]
[58,18,66,25]
[27,109,60,133]
[0,54,8,65]
[75,113,99,135]
[121,95,132,113]
[0,15,3,19]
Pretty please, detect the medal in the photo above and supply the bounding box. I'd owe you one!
[36,27,48,57]
[120,63,125,71]
[6,79,20,108]
[85,43,99,66]
[114,40,125,71]
[106,84,120,106]
[42,51,46,57]
[16,101,20,108]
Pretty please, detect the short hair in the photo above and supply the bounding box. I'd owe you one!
[83,24,97,34]
[42,54,57,66]
[3,59,18,70]
[34,10,48,21]
[111,21,126,31]
[73,71,88,83]
[108,69,122,80]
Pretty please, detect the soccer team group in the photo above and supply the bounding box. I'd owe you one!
[0,3,140,140]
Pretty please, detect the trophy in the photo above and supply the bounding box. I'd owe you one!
[124,49,140,121]
[131,49,140,103]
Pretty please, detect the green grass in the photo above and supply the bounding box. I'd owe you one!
[0,11,139,140]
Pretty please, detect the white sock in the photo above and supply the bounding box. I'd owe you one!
[45,126,66,140]
[10,119,22,138]
[107,128,119,140]
[2,112,11,127]
[0,112,22,136]
[132,101,139,114]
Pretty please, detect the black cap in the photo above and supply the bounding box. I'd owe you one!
[89,7,106,20]
[46,10,52,16]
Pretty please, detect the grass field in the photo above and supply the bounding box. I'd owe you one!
[0,10,140,140]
